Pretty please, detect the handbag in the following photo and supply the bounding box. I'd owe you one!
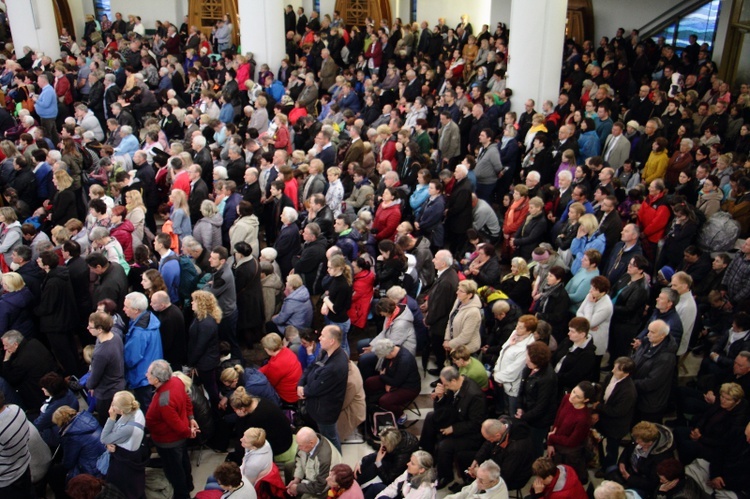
[96,450,110,475]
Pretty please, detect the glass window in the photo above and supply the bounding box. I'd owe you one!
[94,0,111,20]
[675,0,722,50]
[653,23,677,46]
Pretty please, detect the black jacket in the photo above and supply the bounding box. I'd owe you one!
[91,263,128,312]
[610,275,649,326]
[426,267,459,338]
[518,364,559,429]
[0,337,58,413]
[596,210,623,260]
[535,285,571,341]
[155,304,187,368]
[67,256,93,323]
[632,335,678,414]
[34,266,78,334]
[379,347,421,392]
[473,419,536,490]
[15,261,44,302]
[432,376,485,444]
[596,374,637,439]
[446,177,473,234]
[553,338,597,393]
[514,214,548,261]
[274,223,301,278]
[293,236,328,293]
[471,256,502,288]
[617,424,674,494]
[188,316,220,371]
[358,430,419,487]
[188,179,210,225]
[298,347,349,425]
[709,329,750,371]
[194,148,214,187]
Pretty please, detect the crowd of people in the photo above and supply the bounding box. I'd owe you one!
[0,5,749,499]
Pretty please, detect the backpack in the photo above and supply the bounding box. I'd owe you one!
[698,211,740,252]
[177,254,209,303]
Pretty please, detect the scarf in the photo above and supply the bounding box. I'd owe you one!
[537,281,562,313]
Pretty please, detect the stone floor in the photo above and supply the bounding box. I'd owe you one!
[187,350,704,498]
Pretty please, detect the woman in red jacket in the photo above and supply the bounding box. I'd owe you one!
[273,114,292,154]
[547,381,599,484]
[503,184,530,260]
[372,187,402,241]
[636,179,671,261]
[529,456,587,499]
[258,333,302,404]
[348,257,375,330]
[109,205,135,262]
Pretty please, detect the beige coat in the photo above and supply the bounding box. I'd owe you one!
[444,294,482,353]
[337,361,366,440]
[229,215,260,258]
[261,273,283,323]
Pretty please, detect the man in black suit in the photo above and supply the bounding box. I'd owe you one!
[420,366,486,489]
[403,70,421,103]
[284,5,296,35]
[62,240,93,334]
[314,129,336,169]
[188,164,209,225]
[295,7,307,36]
[446,165,474,255]
[595,356,637,473]
[596,195,623,261]
[626,85,654,126]
[192,135,213,187]
[274,204,301,278]
[422,250,459,372]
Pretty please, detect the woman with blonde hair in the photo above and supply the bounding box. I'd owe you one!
[221,363,280,407]
[49,170,78,226]
[124,189,146,248]
[168,188,192,239]
[0,206,22,263]
[51,405,106,491]
[238,427,274,485]
[188,290,222,407]
[569,214,606,275]
[228,386,295,466]
[0,272,35,337]
[100,391,147,499]
[499,257,533,312]
[259,333,302,404]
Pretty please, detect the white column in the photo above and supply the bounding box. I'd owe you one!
[6,0,61,60]
[506,0,567,115]
[239,0,286,73]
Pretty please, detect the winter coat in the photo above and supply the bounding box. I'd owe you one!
[518,364,559,429]
[34,266,78,334]
[34,390,79,449]
[233,255,265,332]
[570,232,606,275]
[349,269,375,329]
[372,304,417,355]
[514,214,548,261]
[193,214,223,254]
[695,189,723,219]
[596,374,636,440]
[123,311,163,389]
[188,316,220,371]
[637,191,671,243]
[0,287,35,338]
[298,347,349,425]
[358,430,419,488]
[632,335,677,414]
[529,464,587,499]
[552,337,597,393]
[337,361,366,442]
[444,294,483,353]
[617,424,674,495]
[259,347,302,403]
[418,194,446,248]
[261,273,283,325]
[373,201,402,241]
[60,411,106,479]
[0,337,58,412]
[272,285,313,334]
[109,220,135,262]
[0,221,22,264]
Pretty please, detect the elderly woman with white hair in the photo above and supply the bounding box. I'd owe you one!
[364,338,421,421]
[113,125,139,158]
[377,450,437,499]
[665,137,695,190]
[274,206,301,277]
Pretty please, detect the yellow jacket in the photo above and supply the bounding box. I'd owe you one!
[642,150,669,185]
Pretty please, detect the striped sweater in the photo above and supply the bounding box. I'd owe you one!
[0,404,31,486]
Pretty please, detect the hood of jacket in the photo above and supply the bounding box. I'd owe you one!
[700,190,723,202]
[287,285,311,304]
[1,287,34,308]
[262,272,283,292]
[203,213,223,228]
[131,310,160,332]
[111,220,134,234]
[462,294,483,311]
[64,411,101,437]
[238,215,259,229]
[649,423,674,455]
[46,265,71,283]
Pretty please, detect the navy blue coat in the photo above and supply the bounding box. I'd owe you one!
[417,194,445,248]
[298,347,349,425]
[60,411,106,479]
[0,288,36,337]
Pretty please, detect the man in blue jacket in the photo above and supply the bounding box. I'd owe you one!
[123,292,163,412]
[154,233,181,303]
[33,73,59,144]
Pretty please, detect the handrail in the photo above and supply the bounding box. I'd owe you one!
[638,0,718,39]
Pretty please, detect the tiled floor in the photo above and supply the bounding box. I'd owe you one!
[188,351,704,498]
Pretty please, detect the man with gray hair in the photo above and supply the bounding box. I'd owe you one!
[1,330,58,413]
[445,460,508,499]
[145,359,198,499]
[123,292,163,411]
[364,338,421,423]
[420,365,486,489]
[422,249,459,372]
[632,319,677,423]
[446,163,473,254]
[74,103,105,141]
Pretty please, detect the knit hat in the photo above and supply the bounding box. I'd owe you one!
[626,120,641,131]
[659,266,675,282]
